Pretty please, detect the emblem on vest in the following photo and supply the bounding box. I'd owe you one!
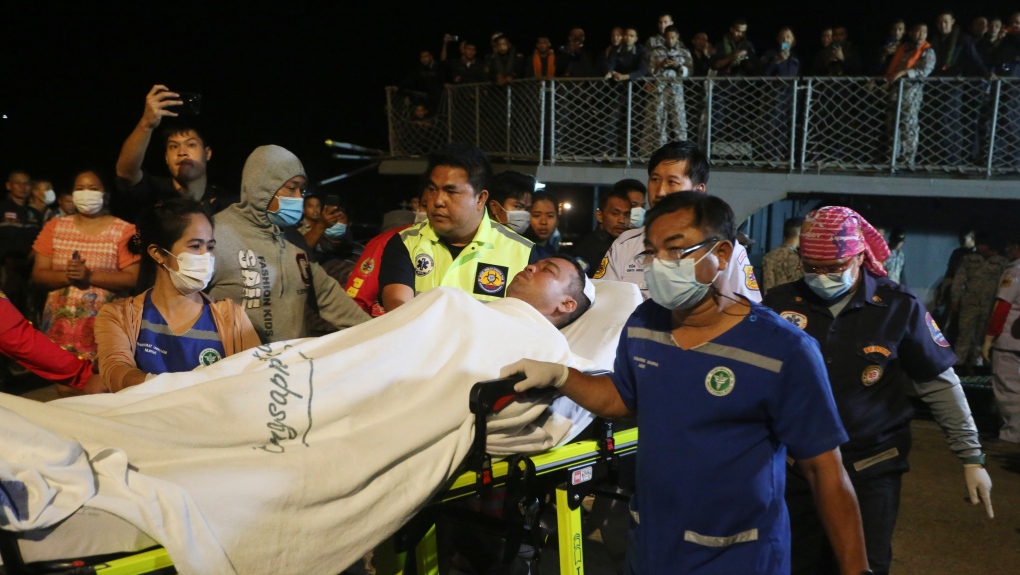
[705,366,735,396]
[474,263,509,297]
[199,348,223,367]
[744,265,759,291]
[593,257,609,279]
[415,254,434,277]
[359,257,375,275]
[862,364,883,386]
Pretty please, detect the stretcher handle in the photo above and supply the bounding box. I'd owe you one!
[469,375,556,416]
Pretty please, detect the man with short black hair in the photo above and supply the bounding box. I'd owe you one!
[0,170,41,314]
[379,144,537,311]
[614,178,648,227]
[571,188,631,277]
[115,85,238,220]
[646,13,674,50]
[503,192,869,575]
[711,18,756,76]
[507,256,592,328]
[485,35,524,85]
[486,170,534,234]
[595,141,761,305]
[447,42,486,84]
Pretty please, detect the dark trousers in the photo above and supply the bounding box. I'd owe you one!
[788,439,910,575]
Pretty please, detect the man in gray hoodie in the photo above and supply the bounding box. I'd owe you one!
[209,145,369,343]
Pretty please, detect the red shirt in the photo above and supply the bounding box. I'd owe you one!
[344,225,411,316]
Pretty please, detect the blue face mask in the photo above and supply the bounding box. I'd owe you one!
[804,268,856,300]
[630,206,646,228]
[643,245,718,310]
[324,222,348,238]
[267,196,304,227]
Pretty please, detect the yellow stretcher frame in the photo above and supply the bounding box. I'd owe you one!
[0,378,637,575]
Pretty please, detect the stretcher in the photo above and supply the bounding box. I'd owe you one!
[0,376,637,575]
[1,282,643,575]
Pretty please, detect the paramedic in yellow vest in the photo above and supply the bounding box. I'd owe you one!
[379,144,538,311]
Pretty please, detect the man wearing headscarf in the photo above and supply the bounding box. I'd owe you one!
[762,206,991,575]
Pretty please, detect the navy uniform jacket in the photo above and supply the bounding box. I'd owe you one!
[763,270,957,457]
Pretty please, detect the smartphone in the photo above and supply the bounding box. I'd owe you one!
[780,41,791,52]
[176,92,202,115]
[324,195,342,207]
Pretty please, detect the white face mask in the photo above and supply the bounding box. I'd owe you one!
[643,243,719,310]
[162,250,215,295]
[630,206,646,228]
[72,190,105,215]
[505,210,531,234]
[42,189,56,205]
[804,268,857,300]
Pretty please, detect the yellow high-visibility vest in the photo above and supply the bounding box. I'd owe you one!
[399,212,534,301]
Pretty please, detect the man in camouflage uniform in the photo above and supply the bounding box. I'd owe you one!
[644,25,693,151]
[952,233,1010,368]
[762,217,803,293]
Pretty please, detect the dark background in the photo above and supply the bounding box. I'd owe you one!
[2,0,1015,227]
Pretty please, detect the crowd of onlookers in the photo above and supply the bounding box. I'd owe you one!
[396,11,1020,114]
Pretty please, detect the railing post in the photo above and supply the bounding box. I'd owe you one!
[890,80,905,173]
[986,79,1002,178]
[475,85,481,147]
[789,79,798,172]
[800,79,812,173]
[386,87,397,156]
[506,83,513,159]
[625,82,634,165]
[446,87,453,144]
[550,81,557,165]
[705,79,714,163]
[538,81,546,166]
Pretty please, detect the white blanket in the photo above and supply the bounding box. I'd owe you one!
[0,289,581,575]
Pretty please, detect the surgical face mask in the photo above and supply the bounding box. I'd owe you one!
[72,190,105,215]
[643,246,718,310]
[324,222,347,238]
[162,250,215,295]
[804,268,856,300]
[42,189,56,205]
[414,211,428,225]
[267,196,304,227]
[630,206,646,228]
[505,210,531,234]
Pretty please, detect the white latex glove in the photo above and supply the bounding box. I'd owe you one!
[964,464,994,518]
[500,359,569,393]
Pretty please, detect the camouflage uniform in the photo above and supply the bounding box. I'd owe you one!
[761,245,801,293]
[886,47,935,166]
[952,253,1010,365]
[643,43,693,151]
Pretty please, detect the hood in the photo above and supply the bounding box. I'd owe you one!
[237,145,306,227]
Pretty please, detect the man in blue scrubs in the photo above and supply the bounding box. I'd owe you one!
[501,192,871,575]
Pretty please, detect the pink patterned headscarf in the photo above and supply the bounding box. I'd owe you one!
[799,206,890,276]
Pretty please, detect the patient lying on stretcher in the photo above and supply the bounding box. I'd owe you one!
[0,258,639,575]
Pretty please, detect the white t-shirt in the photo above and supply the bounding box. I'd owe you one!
[994,258,1020,352]
[593,226,762,304]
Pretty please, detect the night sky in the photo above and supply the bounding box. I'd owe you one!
[2,0,1015,224]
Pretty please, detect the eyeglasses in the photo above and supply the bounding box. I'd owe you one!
[799,256,857,275]
[634,237,720,269]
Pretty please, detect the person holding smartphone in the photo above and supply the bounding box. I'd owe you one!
[114,85,239,222]
[761,27,800,76]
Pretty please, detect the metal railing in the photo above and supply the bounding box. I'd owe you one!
[385,77,1020,176]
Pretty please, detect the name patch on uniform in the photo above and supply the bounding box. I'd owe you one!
[414,254,434,277]
[474,263,509,297]
[925,312,950,347]
[359,257,375,275]
[705,366,735,397]
[199,348,223,367]
[593,256,608,279]
[780,311,808,330]
[862,345,891,357]
[861,364,883,386]
[744,265,759,291]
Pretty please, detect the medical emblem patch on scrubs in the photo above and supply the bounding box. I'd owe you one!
[474,263,509,297]
[779,311,808,329]
[359,257,375,275]
[593,257,609,279]
[199,348,223,367]
[861,365,883,386]
[705,367,735,396]
[744,265,759,291]
[414,254,434,277]
[925,312,950,347]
